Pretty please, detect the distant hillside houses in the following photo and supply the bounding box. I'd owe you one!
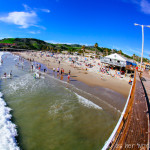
[0,43,16,47]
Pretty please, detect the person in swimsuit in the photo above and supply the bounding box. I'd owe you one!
[4,72,6,77]
[57,67,60,78]
[67,74,70,83]
[53,67,55,76]
[68,70,71,75]
[10,70,12,78]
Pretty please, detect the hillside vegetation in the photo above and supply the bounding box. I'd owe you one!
[0,38,149,62]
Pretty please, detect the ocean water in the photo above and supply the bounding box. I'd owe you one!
[0,52,120,150]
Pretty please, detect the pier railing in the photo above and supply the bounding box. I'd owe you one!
[102,71,136,150]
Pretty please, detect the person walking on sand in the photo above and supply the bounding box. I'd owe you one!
[67,74,70,83]
[62,68,64,75]
[39,64,41,70]
[68,70,71,75]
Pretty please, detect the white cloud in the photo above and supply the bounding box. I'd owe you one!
[46,40,89,46]
[23,4,31,11]
[0,4,51,29]
[140,0,150,14]
[41,9,50,13]
[0,36,12,40]
[0,11,37,28]
[46,40,73,44]
[29,30,41,34]
[122,0,150,15]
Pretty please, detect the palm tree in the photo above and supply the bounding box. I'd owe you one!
[118,50,122,55]
[106,49,108,56]
[133,54,135,60]
[94,43,98,55]
[81,45,85,56]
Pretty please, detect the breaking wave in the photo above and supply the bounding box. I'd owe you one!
[0,92,20,150]
[75,92,102,110]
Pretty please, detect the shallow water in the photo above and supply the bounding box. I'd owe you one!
[0,53,120,150]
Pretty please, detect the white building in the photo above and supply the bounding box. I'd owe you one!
[100,53,136,68]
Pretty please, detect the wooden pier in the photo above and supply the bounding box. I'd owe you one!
[102,70,149,150]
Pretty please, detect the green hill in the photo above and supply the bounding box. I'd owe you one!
[0,38,149,62]
[0,38,15,44]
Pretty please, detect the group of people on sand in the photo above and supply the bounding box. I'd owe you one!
[31,60,71,82]
[52,67,71,82]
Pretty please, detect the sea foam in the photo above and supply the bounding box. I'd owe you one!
[75,93,102,110]
[0,52,20,150]
[0,93,20,150]
[0,52,4,66]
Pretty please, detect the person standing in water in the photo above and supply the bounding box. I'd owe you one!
[31,65,34,70]
[4,72,7,77]
[53,67,55,76]
[10,70,12,78]
[57,67,60,78]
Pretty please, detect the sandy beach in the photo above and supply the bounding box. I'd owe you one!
[13,51,130,99]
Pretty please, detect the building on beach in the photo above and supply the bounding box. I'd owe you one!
[100,53,137,70]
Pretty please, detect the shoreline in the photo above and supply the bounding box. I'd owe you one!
[12,51,130,110]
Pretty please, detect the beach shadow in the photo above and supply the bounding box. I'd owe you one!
[70,76,77,77]
[13,75,19,78]
[70,79,77,81]
[64,73,68,76]
[141,77,146,81]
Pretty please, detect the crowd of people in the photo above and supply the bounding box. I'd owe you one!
[14,51,134,84]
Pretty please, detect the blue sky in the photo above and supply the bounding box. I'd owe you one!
[0,0,150,58]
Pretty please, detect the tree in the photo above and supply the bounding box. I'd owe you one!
[81,45,85,56]
[132,54,136,60]
[105,48,108,56]
[118,50,122,55]
[94,43,98,54]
